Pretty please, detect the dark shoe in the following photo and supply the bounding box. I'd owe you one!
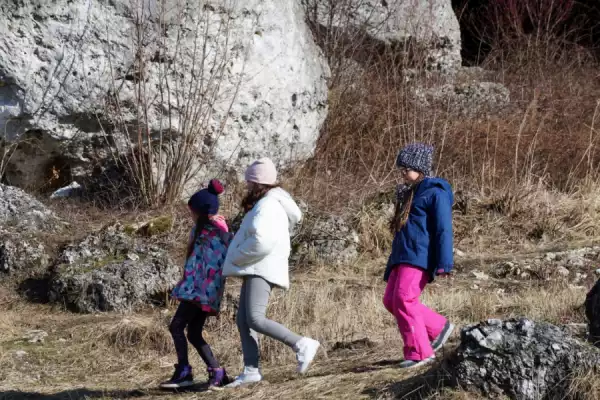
[208,367,230,390]
[159,364,194,389]
[399,356,435,369]
[431,322,455,351]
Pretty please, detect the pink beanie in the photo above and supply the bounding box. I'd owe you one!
[245,157,278,185]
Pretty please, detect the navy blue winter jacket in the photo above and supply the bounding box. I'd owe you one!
[384,177,454,282]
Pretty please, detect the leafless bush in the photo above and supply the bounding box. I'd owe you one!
[292,0,600,222]
[97,0,242,207]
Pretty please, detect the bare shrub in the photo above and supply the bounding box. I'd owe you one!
[95,0,242,207]
[292,0,600,226]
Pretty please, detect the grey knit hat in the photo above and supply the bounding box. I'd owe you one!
[395,143,434,176]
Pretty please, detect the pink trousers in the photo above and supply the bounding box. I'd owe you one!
[383,264,447,361]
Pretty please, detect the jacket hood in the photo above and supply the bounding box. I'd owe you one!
[418,177,454,204]
[265,188,302,228]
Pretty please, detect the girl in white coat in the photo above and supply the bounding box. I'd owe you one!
[223,158,320,388]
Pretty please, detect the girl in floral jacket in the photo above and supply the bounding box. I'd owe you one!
[160,179,233,390]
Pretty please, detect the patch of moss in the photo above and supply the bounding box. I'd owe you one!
[137,215,174,237]
[90,254,127,270]
[58,254,128,274]
[123,225,137,236]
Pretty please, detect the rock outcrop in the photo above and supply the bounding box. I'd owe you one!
[0,0,329,195]
[292,212,360,266]
[586,279,600,347]
[414,81,510,116]
[48,224,179,312]
[304,0,461,73]
[492,246,600,282]
[0,184,60,276]
[448,318,600,400]
[230,205,360,266]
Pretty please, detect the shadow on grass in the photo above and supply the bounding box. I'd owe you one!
[361,364,452,399]
[0,383,210,400]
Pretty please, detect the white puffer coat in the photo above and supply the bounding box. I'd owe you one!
[223,188,302,289]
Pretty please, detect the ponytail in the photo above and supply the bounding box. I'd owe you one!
[187,213,211,259]
[389,175,424,233]
[390,189,415,233]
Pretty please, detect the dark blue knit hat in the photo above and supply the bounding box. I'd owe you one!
[188,179,224,215]
[396,143,434,176]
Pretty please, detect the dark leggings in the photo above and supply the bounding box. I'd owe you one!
[169,301,219,368]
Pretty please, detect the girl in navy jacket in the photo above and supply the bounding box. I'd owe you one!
[383,143,455,368]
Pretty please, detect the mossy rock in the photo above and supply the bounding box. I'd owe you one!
[128,216,174,237]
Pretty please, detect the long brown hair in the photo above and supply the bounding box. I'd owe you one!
[187,213,212,259]
[389,175,424,233]
[241,183,279,213]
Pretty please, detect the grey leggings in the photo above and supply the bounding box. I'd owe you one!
[236,275,302,368]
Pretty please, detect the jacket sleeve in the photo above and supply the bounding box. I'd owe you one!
[229,206,278,267]
[430,189,454,273]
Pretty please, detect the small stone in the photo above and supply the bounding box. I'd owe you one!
[126,252,139,261]
[472,270,490,281]
[58,338,67,343]
[487,319,503,326]
[518,319,535,333]
[566,254,586,268]
[14,350,27,358]
[455,249,466,257]
[23,330,48,344]
[469,328,486,343]
[484,330,504,349]
[557,267,570,277]
[594,268,600,275]
[551,343,561,350]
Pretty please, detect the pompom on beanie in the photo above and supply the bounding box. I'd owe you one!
[245,157,278,185]
[188,179,224,215]
[396,143,434,176]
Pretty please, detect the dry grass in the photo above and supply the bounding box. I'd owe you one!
[567,369,600,400]
[0,264,593,399]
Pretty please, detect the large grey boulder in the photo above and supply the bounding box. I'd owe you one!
[448,318,600,399]
[48,223,179,312]
[414,81,510,116]
[304,0,461,73]
[292,212,360,266]
[229,205,360,267]
[0,184,60,276]
[0,0,329,196]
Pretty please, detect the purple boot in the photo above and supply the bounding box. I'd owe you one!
[208,367,230,390]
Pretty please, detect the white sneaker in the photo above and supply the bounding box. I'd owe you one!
[431,322,455,351]
[295,337,320,374]
[399,356,435,369]
[224,366,262,388]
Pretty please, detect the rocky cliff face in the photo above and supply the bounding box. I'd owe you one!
[0,0,330,195]
[303,0,462,73]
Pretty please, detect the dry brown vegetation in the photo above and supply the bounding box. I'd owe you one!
[2,1,600,399]
[0,262,595,400]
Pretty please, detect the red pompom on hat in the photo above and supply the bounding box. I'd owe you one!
[208,179,224,195]
[188,179,224,215]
